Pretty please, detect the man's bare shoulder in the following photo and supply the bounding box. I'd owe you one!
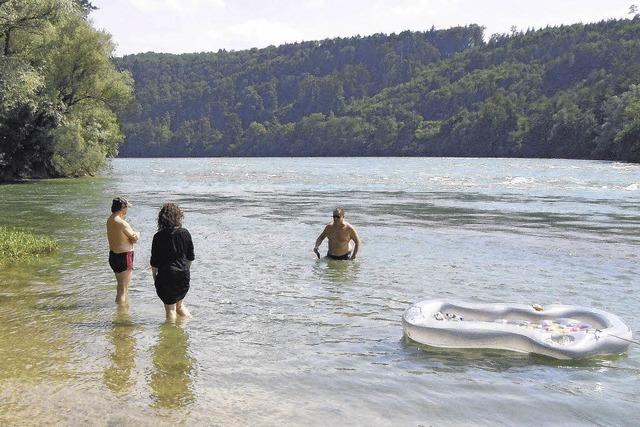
[116,216,129,225]
[345,222,360,236]
[107,215,127,229]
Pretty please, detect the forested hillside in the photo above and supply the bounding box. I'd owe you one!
[0,0,133,180]
[118,18,640,162]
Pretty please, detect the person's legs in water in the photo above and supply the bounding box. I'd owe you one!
[176,299,191,317]
[164,303,177,322]
[115,270,132,305]
[111,251,134,305]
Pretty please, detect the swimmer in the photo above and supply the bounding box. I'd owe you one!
[314,207,361,260]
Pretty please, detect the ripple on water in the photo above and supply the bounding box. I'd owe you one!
[1,157,639,425]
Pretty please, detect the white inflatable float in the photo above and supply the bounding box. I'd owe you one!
[402,300,633,359]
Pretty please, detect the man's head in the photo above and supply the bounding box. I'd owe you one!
[332,207,345,223]
[111,197,129,214]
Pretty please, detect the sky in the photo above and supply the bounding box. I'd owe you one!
[90,0,637,56]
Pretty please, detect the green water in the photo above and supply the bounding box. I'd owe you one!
[1,158,639,425]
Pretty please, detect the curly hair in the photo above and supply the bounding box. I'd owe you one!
[157,203,183,231]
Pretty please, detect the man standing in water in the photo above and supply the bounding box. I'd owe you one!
[314,207,361,260]
[107,197,140,305]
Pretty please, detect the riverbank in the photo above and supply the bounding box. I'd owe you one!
[0,227,58,260]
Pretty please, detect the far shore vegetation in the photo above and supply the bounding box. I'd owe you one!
[118,17,640,162]
[0,226,59,260]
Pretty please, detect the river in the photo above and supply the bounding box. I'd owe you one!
[1,157,638,425]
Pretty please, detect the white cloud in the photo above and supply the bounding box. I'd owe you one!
[127,0,157,13]
[230,19,304,48]
[356,0,466,35]
[304,0,327,9]
[122,27,225,54]
[128,0,225,14]
[372,0,460,18]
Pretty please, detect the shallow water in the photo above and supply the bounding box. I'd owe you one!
[1,157,639,425]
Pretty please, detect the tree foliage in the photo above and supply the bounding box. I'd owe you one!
[118,19,640,162]
[0,0,132,179]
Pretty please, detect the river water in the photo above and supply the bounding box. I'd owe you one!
[0,158,639,426]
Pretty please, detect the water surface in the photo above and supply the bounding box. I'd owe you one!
[1,158,639,425]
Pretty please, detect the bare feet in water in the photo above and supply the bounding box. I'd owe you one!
[176,300,191,317]
[164,300,191,322]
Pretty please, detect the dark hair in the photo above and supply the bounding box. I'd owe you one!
[157,203,183,231]
[111,197,128,213]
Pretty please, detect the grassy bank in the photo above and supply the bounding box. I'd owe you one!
[0,227,58,260]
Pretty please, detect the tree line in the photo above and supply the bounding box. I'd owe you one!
[0,0,132,180]
[117,18,640,163]
[116,25,484,156]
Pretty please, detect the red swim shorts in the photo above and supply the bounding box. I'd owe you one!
[109,251,134,273]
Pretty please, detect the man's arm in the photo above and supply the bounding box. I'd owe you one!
[349,227,361,260]
[314,227,328,258]
[121,221,139,243]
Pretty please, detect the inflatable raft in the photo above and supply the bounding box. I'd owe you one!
[402,300,632,359]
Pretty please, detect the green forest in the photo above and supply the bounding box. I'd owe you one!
[118,17,640,162]
[1,4,640,180]
[0,0,132,180]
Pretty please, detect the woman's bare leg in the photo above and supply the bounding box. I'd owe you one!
[164,303,177,322]
[176,299,191,317]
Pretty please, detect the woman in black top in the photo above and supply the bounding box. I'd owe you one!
[150,203,195,321]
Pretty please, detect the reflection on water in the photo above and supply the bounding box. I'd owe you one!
[313,257,362,283]
[0,261,74,382]
[103,306,137,393]
[400,335,621,373]
[149,322,195,409]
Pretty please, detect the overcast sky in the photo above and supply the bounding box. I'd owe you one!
[90,0,637,56]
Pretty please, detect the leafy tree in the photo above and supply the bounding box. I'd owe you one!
[115,19,640,162]
[75,0,96,13]
[0,0,132,179]
[613,84,640,161]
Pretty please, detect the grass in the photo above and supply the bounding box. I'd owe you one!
[0,226,59,260]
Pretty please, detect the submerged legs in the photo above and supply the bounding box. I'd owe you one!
[164,299,191,322]
[176,299,191,318]
[115,270,132,305]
